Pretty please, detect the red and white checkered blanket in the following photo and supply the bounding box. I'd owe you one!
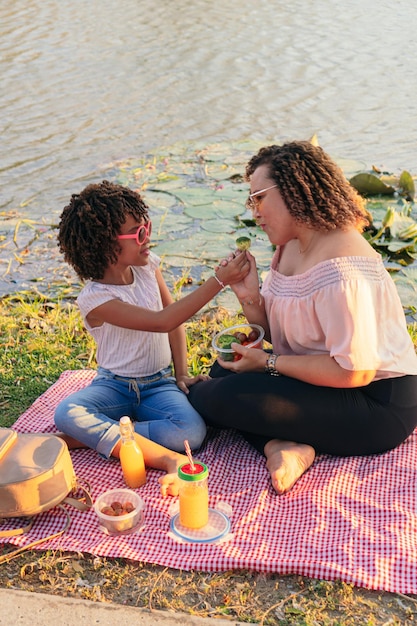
[2,370,417,594]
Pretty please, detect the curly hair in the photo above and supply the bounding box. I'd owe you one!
[58,180,149,280]
[245,141,369,232]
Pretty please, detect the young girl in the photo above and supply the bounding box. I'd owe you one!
[55,180,249,493]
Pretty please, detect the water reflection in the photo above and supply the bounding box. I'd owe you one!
[1,0,417,295]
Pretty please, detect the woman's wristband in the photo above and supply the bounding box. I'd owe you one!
[265,353,281,376]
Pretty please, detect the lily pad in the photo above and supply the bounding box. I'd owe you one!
[183,201,245,220]
[215,289,243,315]
[153,213,192,234]
[182,203,223,220]
[143,190,179,210]
[349,173,395,196]
[387,241,415,253]
[173,189,217,206]
[214,183,249,197]
[155,232,237,264]
[250,244,274,270]
[392,271,417,314]
[200,219,238,234]
[398,171,415,200]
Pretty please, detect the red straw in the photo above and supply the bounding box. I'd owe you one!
[184,439,195,472]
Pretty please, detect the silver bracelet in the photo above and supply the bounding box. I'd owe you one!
[264,353,281,376]
[213,273,226,290]
[241,294,263,306]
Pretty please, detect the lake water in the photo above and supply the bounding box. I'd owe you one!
[1,0,416,296]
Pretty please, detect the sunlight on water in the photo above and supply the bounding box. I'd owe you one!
[0,0,416,294]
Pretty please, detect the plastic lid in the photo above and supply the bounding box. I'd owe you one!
[170,508,230,543]
[120,416,131,425]
[178,462,208,481]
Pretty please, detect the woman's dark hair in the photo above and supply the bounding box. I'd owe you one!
[245,141,369,231]
[58,180,149,280]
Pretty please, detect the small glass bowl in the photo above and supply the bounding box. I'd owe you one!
[94,488,145,536]
[212,323,264,362]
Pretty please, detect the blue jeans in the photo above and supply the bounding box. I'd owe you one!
[54,367,207,458]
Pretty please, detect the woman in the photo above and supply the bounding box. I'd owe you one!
[188,141,417,494]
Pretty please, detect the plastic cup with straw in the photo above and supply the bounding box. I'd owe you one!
[178,440,209,528]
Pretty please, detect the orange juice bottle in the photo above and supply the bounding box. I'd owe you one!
[178,462,209,529]
[119,416,146,488]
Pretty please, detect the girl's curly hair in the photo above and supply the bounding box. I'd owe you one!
[245,141,369,232]
[58,180,149,280]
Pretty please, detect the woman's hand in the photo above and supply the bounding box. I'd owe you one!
[176,374,210,394]
[227,252,261,302]
[218,344,267,373]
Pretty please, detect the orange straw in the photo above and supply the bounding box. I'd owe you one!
[184,439,195,472]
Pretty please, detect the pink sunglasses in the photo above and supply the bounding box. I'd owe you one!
[117,220,152,245]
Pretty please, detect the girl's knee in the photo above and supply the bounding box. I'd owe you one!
[185,420,207,450]
[54,399,70,430]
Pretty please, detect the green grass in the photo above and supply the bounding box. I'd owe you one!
[1,291,417,624]
[0,294,95,425]
[0,291,243,426]
[2,289,417,427]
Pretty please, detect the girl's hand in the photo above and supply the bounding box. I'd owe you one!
[218,344,267,373]
[176,373,210,394]
[216,250,250,286]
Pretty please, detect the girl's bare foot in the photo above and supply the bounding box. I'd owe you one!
[55,432,88,450]
[264,439,315,494]
[158,452,187,497]
[159,472,181,497]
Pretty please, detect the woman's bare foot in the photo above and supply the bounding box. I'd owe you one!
[264,439,315,494]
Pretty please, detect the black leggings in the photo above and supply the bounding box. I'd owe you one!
[188,362,417,456]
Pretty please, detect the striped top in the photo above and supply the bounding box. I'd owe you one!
[77,252,172,377]
[262,252,417,380]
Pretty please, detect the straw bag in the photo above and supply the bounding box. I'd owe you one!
[0,428,92,563]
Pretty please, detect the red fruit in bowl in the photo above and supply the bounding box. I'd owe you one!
[248,329,260,343]
[101,506,116,516]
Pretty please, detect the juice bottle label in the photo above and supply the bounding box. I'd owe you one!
[120,441,146,488]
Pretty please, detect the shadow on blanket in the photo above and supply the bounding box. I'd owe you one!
[2,370,417,595]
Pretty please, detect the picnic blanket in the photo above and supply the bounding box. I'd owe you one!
[1,369,417,595]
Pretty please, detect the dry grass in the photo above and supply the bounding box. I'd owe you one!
[0,549,417,625]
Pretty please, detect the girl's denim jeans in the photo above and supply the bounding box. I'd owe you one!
[54,367,206,458]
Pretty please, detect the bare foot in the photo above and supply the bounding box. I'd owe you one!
[55,432,88,450]
[158,452,188,497]
[159,472,181,497]
[264,439,315,494]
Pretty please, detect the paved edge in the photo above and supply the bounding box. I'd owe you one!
[0,588,251,626]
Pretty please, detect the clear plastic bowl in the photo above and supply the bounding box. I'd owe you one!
[94,488,145,536]
[212,323,264,362]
